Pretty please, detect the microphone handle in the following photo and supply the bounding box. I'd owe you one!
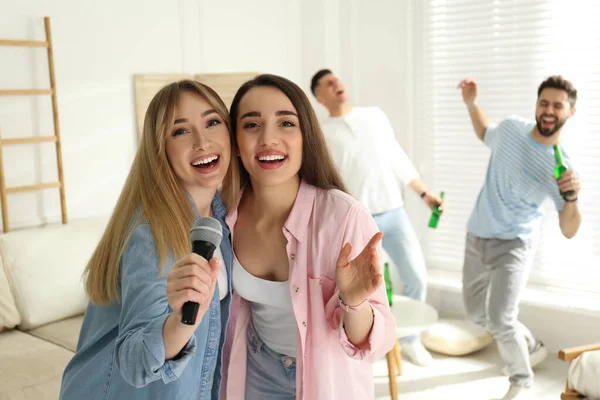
[181,241,217,325]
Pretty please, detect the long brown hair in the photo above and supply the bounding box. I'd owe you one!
[222,74,347,207]
[84,80,238,305]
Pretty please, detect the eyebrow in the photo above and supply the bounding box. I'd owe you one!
[539,99,564,105]
[240,110,298,119]
[173,109,218,124]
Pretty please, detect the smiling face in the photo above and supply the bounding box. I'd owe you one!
[235,86,303,188]
[535,87,576,137]
[165,91,231,196]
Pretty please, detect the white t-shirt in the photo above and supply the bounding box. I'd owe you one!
[321,106,419,214]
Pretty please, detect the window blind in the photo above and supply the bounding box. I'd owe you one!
[411,0,600,292]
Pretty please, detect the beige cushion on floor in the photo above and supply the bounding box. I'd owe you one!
[568,349,600,399]
[0,329,74,400]
[27,315,84,352]
[421,318,493,356]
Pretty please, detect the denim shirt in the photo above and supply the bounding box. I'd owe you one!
[60,193,233,400]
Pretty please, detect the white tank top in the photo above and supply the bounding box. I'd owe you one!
[232,252,297,357]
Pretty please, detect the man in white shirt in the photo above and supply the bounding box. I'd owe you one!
[310,69,444,366]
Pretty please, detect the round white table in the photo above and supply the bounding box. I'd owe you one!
[385,295,439,399]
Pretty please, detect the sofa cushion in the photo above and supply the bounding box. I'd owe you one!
[0,216,108,330]
[568,349,600,399]
[0,329,74,400]
[421,318,493,356]
[28,315,84,353]
[0,260,20,332]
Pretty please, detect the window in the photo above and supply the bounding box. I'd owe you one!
[411,0,600,292]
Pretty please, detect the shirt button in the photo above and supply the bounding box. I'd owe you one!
[302,321,307,327]
[295,287,299,292]
[291,254,295,260]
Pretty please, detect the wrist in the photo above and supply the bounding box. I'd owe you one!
[168,311,197,331]
[338,293,367,311]
[420,190,428,199]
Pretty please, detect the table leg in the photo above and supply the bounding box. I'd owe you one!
[394,340,402,376]
[386,349,399,399]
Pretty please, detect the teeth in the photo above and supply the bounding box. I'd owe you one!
[192,155,218,166]
[258,155,285,161]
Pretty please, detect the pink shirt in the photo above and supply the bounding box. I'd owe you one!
[220,181,397,399]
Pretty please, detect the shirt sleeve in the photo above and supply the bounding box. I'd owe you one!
[114,223,197,387]
[483,115,523,150]
[325,205,397,362]
[378,108,420,184]
[483,121,501,149]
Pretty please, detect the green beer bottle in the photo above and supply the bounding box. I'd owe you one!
[553,144,575,199]
[383,262,393,306]
[428,191,445,229]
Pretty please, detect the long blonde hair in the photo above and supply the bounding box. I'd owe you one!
[84,80,238,305]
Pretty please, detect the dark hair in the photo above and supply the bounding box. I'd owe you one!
[222,74,347,207]
[538,75,577,108]
[310,69,332,96]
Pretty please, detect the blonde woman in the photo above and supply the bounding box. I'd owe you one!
[60,80,238,400]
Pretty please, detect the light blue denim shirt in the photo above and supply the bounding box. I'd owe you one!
[60,193,232,400]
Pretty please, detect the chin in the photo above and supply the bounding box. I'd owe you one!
[262,173,301,187]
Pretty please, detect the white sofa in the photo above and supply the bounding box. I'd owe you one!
[0,216,108,400]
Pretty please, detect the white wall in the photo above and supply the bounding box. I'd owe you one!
[0,0,343,230]
[0,0,419,232]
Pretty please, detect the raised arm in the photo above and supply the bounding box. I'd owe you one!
[458,79,491,141]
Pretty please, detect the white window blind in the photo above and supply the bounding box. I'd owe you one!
[411,0,600,292]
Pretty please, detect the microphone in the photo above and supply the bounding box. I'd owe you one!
[181,216,223,325]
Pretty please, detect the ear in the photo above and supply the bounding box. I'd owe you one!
[569,106,576,117]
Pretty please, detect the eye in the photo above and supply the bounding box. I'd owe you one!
[207,119,221,128]
[280,120,296,128]
[243,122,260,129]
[173,128,187,137]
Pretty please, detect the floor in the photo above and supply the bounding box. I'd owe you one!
[372,345,568,399]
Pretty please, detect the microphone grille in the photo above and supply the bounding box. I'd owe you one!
[190,216,223,247]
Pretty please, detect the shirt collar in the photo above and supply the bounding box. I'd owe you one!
[283,180,316,243]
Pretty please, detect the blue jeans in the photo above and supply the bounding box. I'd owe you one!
[373,207,428,343]
[245,319,296,399]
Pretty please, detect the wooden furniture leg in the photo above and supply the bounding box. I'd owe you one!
[386,349,399,399]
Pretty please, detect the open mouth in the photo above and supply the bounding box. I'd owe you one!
[336,90,344,96]
[256,153,288,169]
[191,154,220,171]
[541,116,557,128]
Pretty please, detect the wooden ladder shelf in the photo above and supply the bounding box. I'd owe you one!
[0,16,67,232]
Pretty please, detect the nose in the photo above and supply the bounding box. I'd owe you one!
[192,127,210,151]
[543,104,554,115]
[259,123,279,147]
